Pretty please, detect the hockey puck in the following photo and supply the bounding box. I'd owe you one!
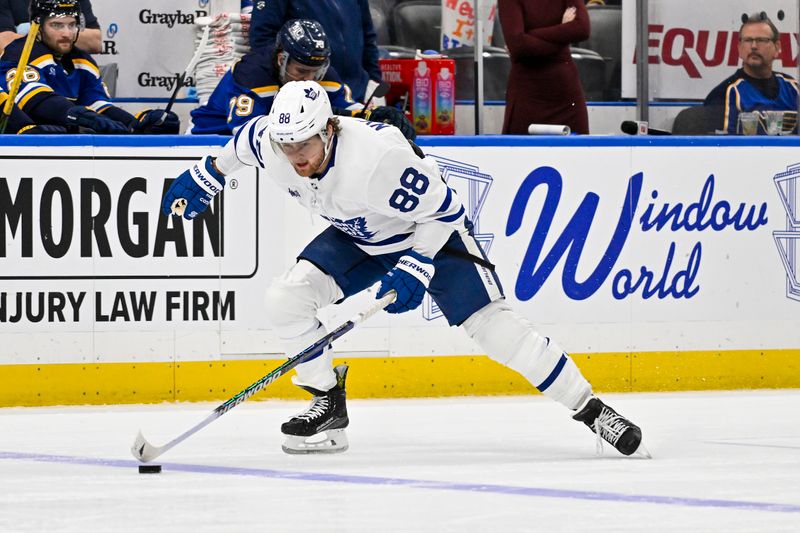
[138,464,162,474]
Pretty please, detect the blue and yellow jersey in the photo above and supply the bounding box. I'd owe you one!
[0,88,38,134]
[0,38,112,119]
[189,49,361,135]
[722,72,799,134]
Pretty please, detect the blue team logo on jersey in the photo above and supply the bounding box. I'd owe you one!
[322,215,376,241]
[304,87,319,101]
[287,188,300,198]
[772,163,800,301]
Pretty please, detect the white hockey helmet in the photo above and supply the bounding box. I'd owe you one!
[268,80,333,146]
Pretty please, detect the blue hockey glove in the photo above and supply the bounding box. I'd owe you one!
[132,109,180,134]
[359,106,416,140]
[376,251,435,313]
[162,155,226,220]
[65,106,129,134]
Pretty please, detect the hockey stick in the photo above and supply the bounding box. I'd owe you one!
[363,80,390,110]
[0,22,40,134]
[131,290,396,463]
[156,24,210,124]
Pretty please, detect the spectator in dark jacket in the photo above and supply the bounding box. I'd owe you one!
[499,0,591,134]
[249,0,381,102]
[0,0,101,53]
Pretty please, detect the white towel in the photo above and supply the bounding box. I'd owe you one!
[527,124,571,135]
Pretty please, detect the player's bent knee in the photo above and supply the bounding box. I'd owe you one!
[462,300,560,376]
[264,260,342,330]
[461,299,512,337]
[462,300,544,365]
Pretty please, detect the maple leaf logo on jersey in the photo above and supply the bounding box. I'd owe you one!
[322,215,376,241]
[304,87,318,101]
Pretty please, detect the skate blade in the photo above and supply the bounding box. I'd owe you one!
[282,429,349,455]
[632,441,653,459]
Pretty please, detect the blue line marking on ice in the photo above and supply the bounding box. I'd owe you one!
[1,450,799,513]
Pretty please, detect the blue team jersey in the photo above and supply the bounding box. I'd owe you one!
[722,73,799,134]
[0,88,36,133]
[0,38,111,114]
[249,0,381,102]
[189,50,360,135]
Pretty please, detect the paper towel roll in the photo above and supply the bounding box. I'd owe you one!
[527,124,571,135]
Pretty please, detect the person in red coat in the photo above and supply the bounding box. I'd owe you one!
[499,0,591,134]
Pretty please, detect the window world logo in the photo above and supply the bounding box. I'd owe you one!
[772,163,800,301]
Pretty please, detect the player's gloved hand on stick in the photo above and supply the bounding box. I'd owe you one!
[376,251,435,313]
[162,155,226,220]
[65,106,129,134]
[357,105,416,140]
[131,109,180,134]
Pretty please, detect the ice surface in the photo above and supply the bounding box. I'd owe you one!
[1,390,798,532]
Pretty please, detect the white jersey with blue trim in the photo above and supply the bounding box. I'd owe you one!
[216,115,466,257]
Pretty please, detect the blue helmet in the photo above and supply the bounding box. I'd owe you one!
[276,19,330,81]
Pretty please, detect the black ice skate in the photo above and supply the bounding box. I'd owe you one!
[573,397,648,457]
[281,364,349,454]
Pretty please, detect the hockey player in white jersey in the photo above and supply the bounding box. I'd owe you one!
[162,80,645,456]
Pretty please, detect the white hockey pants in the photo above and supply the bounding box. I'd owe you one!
[461,300,592,410]
[264,260,344,391]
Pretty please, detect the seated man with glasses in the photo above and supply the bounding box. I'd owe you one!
[0,0,179,134]
[704,12,798,134]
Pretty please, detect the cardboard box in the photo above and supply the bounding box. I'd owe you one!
[379,58,456,135]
